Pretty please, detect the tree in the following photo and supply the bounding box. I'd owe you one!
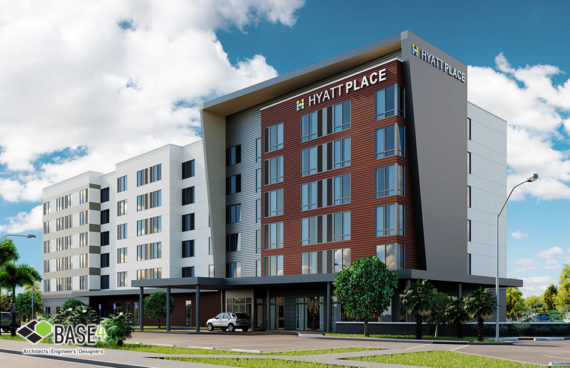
[445,297,470,338]
[506,287,525,320]
[333,256,398,337]
[0,263,42,303]
[542,284,558,311]
[401,280,434,339]
[0,293,10,311]
[0,239,19,266]
[102,312,134,346]
[465,288,496,342]
[556,264,570,310]
[15,290,42,321]
[62,298,86,310]
[428,291,450,338]
[143,291,175,329]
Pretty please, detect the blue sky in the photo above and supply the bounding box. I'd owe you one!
[0,1,569,296]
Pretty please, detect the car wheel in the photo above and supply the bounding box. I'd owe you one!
[221,327,227,332]
[227,324,235,332]
[207,323,214,331]
[242,327,249,332]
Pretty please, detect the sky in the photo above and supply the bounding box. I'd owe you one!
[0,0,569,297]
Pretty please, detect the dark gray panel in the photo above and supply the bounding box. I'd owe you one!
[400,31,468,278]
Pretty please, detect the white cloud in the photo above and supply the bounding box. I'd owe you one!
[536,246,564,270]
[468,54,570,201]
[0,205,42,233]
[511,231,528,240]
[0,0,304,203]
[521,275,556,297]
[513,258,538,273]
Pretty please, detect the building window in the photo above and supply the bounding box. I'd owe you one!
[332,136,350,168]
[226,145,241,166]
[101,253,110,268]
[256,260,261,277]
[264,255,283,276]
[79,232,88,247]
[376,243,404,270]
[301,211,351,245]
[117,272,127,287]
[467,117,472,140]
[101,187,110,202]
[151,190,161,208]
[467,151,471,174]
[55,194,72,211]
[79,254,88,268]
[375,204,405,237]
[137,164,161,187]
[333,211,351,242]
[137,216,162,236]
[301,181,317,211]
[79,210,88,225]
[182,159,195,179]
[208,264,215,278]
[43,221,50,234]
[117,247,128,264]
[137,169,146,187]
[208,237,213,255]
[301,111,317,142]
[43,240,50,254]
[256,138,261,162]
[43,201,51,215]
[101,231,110,246]
[264,122,284,152]
[137,242,162,261]
[182,213,195,231]
[182,186,195,205]
[376,124,405,159]
[226,233,241,252]
[44,280,51,292]
[256,229,261,254]
[467,219,471,242]
[301,248,350,274]
[264,156,283,185]
[264,222,283,249]
[467,185,471,208]
[117,199,127,216]
[375,84,405,120]
[264,188,283,217]
[301,146,317,176]
[100,209,110,224]
[333,100,351,132]
[226,174,241,195]
[150,164,161,182]
[101,275,110,290]
[117,175,128,192]
[256,169,261,192]
[333,174,351,205]
[375,164,405,198]
[79,189,88,204]
[256,199,261,223]
[44,260,50,273]
[182,267,195,278]
[226,262,242,278]
[182,240,195,258]
[302,100,351,143]
[136,268,162,280]
[226,204,241,224]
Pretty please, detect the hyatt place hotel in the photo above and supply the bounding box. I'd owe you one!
[43,31,521,332]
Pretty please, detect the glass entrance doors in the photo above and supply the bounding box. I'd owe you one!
[269,297,285,329]
[296,296,323,331]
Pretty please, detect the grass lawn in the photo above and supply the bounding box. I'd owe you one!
[0,334,25,341]
[106,344,376,356]
[164,357,347,367]
[350,351,546,367]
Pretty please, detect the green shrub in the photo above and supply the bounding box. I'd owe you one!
[102,312,134,346]
[52,305,99,326]
[61,299,86,310]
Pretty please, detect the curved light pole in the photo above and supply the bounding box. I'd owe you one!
[0,233,36,335]
[495,174,538,341]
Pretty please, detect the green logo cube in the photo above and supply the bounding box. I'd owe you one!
[35,320,53,338]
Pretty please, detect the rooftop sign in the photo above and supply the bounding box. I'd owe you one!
[411,44,466,83]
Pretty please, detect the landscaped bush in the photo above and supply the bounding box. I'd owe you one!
[61,298,86,311]
[101,312,134,346]
[52,305,99,326]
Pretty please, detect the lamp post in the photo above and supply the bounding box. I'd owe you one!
[0,233,36,335]
[495,174,538,341]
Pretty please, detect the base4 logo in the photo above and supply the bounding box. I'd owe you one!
[17,319,107,345]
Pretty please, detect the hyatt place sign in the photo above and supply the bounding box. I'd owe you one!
[411,44,466,83]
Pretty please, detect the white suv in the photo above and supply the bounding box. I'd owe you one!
[206,312,250,332]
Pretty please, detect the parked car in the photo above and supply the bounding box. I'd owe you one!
[1,312,21,332]
[534,313,550,322]
[563,313,570,323]
[206,312,250,332]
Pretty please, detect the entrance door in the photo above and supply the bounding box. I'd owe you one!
[255,298,263,329]
[270,297,285,329]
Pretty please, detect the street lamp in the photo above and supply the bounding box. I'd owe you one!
[495,173,538,340]
[0,233,37,336]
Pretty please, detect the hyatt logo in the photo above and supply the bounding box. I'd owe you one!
[296,98,305,111]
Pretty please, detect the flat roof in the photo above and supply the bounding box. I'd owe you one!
[201,32,403,116]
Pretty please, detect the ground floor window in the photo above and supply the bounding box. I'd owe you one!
[226,297,252,317]
[269,297,285,329]
[185,300,192,326]
[295,296,324,331]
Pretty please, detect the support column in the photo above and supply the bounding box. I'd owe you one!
[265,288,270,330]
[326,282,331,333]
[220,289,225,312]
[166,287,171,331]
[195,285,200,333]
[458,283,462,298]
[139,287,144,331]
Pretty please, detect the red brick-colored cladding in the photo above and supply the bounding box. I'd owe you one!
[90,291,221,327]
[260,60,418,274]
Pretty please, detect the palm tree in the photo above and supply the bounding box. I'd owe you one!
[445,297,470,338]
[0,239,19,266]
[465,288,496,342]
[0,263,42,336]
[401,279,434,339]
